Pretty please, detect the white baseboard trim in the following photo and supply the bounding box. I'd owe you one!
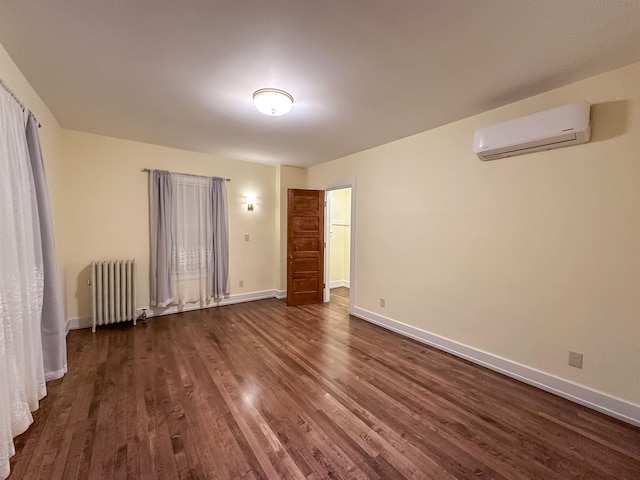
[146,289,277,317]
[66,316,91,333]
[66,290,280,333]
[274,286,350,299]
[352,306,640,427]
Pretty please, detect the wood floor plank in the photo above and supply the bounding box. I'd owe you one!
[184,322,304,480]
[8,287,640,479]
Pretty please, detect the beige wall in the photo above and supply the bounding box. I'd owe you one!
[57,130,277,320]
[2,40,281,323]
[275,165,308,292]
[329,188,351,284]
[308,62,640,406]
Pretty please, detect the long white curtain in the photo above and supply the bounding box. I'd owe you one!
[0,90,46,479]
[150,170,230,307]
[172,173,215,304]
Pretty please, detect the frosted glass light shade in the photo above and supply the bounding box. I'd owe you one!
[252,88,294,116]
[245,195,257,211]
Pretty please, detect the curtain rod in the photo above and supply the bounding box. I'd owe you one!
[0,78,42,128]
[141,168,231,181]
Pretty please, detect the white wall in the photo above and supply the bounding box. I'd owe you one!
[308,62,640,419]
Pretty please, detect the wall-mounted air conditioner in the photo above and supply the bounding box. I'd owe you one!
[474,102,591,161]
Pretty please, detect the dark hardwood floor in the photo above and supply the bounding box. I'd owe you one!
[9,287,640,479]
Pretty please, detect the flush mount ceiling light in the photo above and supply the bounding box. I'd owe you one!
[252,88,294,116]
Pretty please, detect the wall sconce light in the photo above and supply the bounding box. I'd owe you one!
[245,196,257,211]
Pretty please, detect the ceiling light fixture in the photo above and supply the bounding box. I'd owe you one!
[252,88,294,116]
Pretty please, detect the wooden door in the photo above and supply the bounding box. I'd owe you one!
[287,189,325,306]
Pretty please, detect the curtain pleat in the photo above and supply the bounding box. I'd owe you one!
[150,170,174,307]
[25,113,67,381]
[0,89,47,480]
[210,178,230,298]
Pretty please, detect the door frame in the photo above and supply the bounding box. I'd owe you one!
[322,178,356,314]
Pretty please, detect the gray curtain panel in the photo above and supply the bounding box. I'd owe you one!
[25,112,67,381]
[150,170,174,307]
[210,178,230,298]
[150,170,230,306]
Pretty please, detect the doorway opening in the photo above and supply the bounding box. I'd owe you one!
[324,187,352,307]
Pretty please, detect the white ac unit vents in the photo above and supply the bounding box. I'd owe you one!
[474,102,591,161]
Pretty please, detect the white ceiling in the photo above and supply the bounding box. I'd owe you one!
[1,1,640,167]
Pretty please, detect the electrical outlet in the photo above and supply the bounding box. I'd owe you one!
[239,280,244,287]
[244,233,250,241]
[379,298,386,307]
[568,351,583,369]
